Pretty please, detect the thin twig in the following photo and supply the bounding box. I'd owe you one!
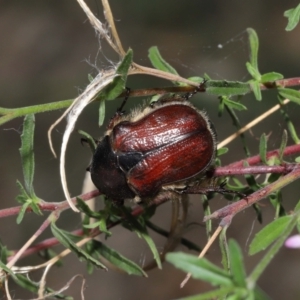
[218,98,290,148]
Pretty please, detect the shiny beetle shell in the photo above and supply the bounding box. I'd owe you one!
[89,99,216,201]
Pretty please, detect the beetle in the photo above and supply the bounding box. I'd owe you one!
[87,95,217,205]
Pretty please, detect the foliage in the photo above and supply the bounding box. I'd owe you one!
[0,1,300,299]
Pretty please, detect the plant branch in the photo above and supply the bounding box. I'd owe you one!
[227,143,300,168]
[204,165,300,221]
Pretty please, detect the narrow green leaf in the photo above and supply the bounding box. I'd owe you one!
[249,214,298,282]
[206,80,250,96]
[228,240,247,287]
[98,99,106,126]
[93,240,147,276]
[223,97,247,111]
[122,209,162,269]
[259,133,267,164]
[219,226,230,273]
[284,4,300,31]
[0,242,9,264]
[0,259,16,278]
[253,287,272,300]
[16,201,30,224]
[217,147,228,156]
[187,76,204,83]
[278,96,300,144]
[179,286,235,300]
[260,72,283,82]
[218,96,225,116]
[14,274,72,299]
[78,130,97,153]
[51,222,107,270]
[246,63,261,81]
[76,197,101,218]
[294,200,300,212]
[19,114,35,197]
[247,28,259,72]
[96,49,133,102]
[167,252,232,286]
[249,215,293,255]
[278,130,288,161]
[16,180,30,204]
[148,46,179,76]
[88,73,94,82]
[249,81,262,101]
[278,88,300,104]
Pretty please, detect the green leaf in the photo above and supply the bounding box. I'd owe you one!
[179,287,235,300]
[247,28,259,72]
[228,240,247,287]
[19,114,36,197]
[206,80,250,96]
[148,46,179,76]
[96,48,133,103]
[296,157,300,163]
[249,214,298,283]
[223,97,247,111]
[218,96,225,116]
[284,4,300,31]
[249,215,293,255]
[249,80,262,101]
[78,130,97,153]
[51,222,107,270]
[16,180,42,223]
[278,130,288,161]
[16,201,30,224]
[92,240,147,276]
[167,252,232,286]
[76,197,101,218]
[278,88,300,104]
[246,63,261,81]
[187,76,204,83]
[295,200,300,212]
[217,147,228,156]
[260,72,283,82]
[14,274,72,299]
[98,98,106,126]
[259,133,267,164]
[16,180,30,204]
[123,210,162,269]
[278,96,300,144]
[0,259,16,278]
[219,227,230,273]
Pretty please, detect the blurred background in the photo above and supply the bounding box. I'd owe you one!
[1,0,300,299]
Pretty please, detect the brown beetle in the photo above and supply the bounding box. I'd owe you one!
[88,98,216,204]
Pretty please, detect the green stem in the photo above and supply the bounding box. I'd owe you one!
[0,99,73,126]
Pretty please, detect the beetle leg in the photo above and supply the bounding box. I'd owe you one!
[117,87,131,113]
[182,182,247,200]
[183,79,208,100]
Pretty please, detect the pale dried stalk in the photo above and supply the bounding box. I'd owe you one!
[218,98,290,149]
[49,0,199,212]
[180,226,223,288]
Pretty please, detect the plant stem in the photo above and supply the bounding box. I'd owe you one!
[205,165,300,221]
[0,99,73,125]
